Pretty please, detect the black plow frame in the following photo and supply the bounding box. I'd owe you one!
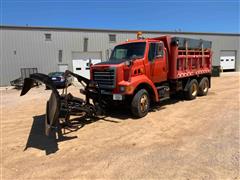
[20,70,104,136]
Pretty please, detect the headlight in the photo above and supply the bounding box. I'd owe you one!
[119,85,133,93]
[119,86,125,92]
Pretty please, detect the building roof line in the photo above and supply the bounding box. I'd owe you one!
[1,25,240,36]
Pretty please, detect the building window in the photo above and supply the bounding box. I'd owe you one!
[109,34,116,42]
[45,33,52,41]
[106,49,110,60]
[83,38,88,52]
[58,50,63,62]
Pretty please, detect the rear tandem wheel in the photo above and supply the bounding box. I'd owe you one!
[184,79,199,100]
[198,77,209,96]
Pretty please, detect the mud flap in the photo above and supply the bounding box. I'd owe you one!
[20,73,61,136]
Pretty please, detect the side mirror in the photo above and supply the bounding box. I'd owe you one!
[124,60,134,67]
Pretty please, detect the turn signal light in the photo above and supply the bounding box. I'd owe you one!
[119,85,133,93]
[125,85,133,93]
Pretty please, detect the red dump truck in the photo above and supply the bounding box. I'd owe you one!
[21,34,212,136]
[90,34,212,117]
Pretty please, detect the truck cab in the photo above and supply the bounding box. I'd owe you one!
[91,35,212,117]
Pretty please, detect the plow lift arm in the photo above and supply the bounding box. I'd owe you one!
[20,70,103,136]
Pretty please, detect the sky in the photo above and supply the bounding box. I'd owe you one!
[1,0,239,33]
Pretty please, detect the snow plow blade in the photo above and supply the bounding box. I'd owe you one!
[20,73,59,96]
[21,73,63,136]
[20,71,102,136]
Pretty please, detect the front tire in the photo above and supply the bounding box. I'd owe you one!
[131,89,150,118]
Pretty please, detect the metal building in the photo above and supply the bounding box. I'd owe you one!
[0,25,239,86]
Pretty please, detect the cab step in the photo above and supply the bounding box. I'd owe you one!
[157,85,170,101]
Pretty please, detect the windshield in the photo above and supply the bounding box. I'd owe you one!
[109,42,146,61]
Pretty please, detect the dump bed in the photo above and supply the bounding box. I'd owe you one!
[152,36,212,79]
[167,37,212,80]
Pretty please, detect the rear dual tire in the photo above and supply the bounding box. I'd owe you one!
[185,79,199,100]
[185,77,209,100]
[198,77,209,96]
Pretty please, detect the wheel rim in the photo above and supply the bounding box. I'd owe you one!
[140,94,148,112]
[191,83,197,97]
[203,80,208,93]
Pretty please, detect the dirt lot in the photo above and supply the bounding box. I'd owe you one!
[1,73,239,180]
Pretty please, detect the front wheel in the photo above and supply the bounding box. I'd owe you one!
[131,89,150,118]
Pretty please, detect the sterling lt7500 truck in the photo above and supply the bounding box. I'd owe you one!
[90,34,212,117]
[21,34,212,136]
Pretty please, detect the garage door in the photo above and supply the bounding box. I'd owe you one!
[72,59,101,79]
[72,52,102,79]
[220,56,235,70]
[220,51,236,70]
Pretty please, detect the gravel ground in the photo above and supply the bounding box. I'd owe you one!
[1,72,239,180]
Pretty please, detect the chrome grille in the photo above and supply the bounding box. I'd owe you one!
[93,68,115,89]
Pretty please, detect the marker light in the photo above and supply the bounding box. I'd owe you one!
[137,31,143,39]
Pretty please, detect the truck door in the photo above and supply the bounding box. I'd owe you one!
[148,42,167,83]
